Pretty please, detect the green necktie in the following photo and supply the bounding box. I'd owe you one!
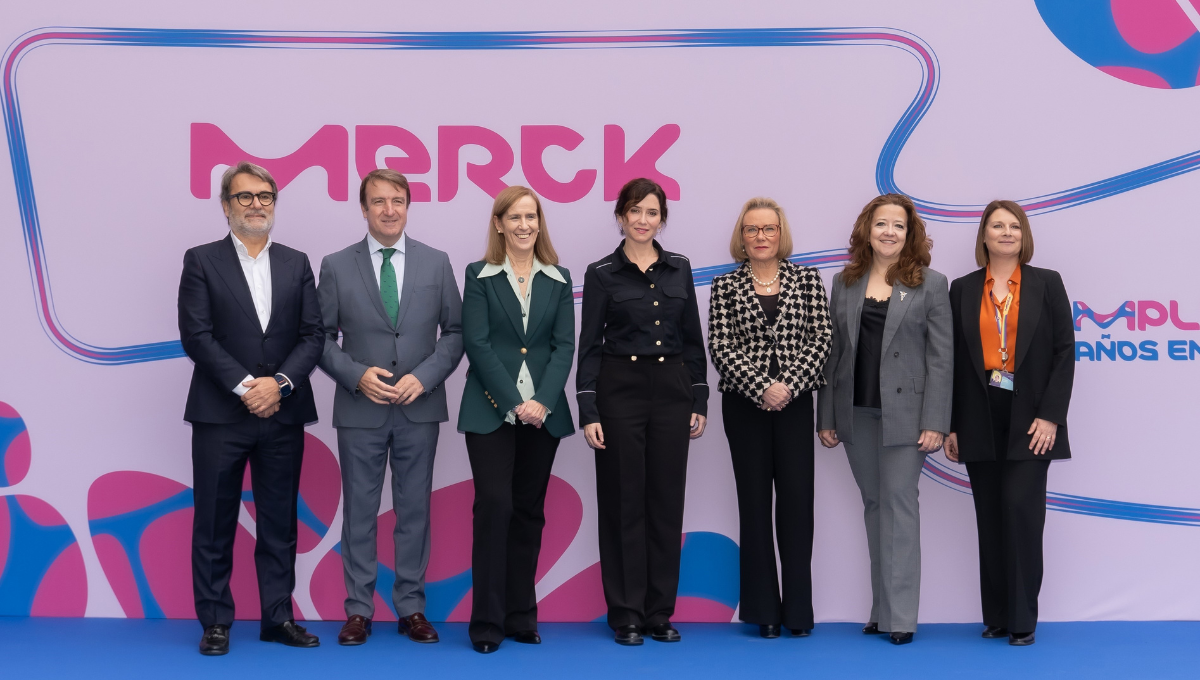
[380,247,399,326]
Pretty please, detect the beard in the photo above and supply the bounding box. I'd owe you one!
[229,210,274,239]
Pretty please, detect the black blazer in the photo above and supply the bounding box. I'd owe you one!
[178,234,323,425]
[948,265,1074,461]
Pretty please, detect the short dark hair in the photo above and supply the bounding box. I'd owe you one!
[359,169,410,208]
[614,178,668,227]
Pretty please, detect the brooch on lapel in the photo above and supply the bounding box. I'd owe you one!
[899,291,907,301]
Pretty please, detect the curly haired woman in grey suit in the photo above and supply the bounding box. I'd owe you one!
[816,193,952,645]
[709,197,831,639]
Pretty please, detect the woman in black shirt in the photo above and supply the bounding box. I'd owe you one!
[708,197,832,639]
[576,178,708,646]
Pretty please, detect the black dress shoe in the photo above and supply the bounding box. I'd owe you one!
[260,620,320,648]
[759,624,781,639]
[648,622,681,642]
[199,624,229,656]
[473,641,499,654]
[614,625,643,646]
[512,630,541,644]
[982,625,1009,639]
[862,623,882,635]
[1009,632,1035,646]
[889,631,914,645]
[788,628,811,637]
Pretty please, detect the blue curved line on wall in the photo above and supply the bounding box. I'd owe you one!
[0,27,922,365]
[7,27,1199,363]
[922,457,1200,527]
[571,248,851,302]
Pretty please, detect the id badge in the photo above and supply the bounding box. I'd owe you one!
[989,370,1014,391]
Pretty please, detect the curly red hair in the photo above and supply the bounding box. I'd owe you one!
[840,193,931,288]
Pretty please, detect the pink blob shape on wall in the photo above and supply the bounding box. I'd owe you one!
[1097,65,1173,88]
[427,479,475,582]
[673,596,736,623]
[446,587,472,622]
[0,498,9,577]
[1111,0,1199,54]
[16,495,70,527]
[309,549,349,621]
[139,507,196,618]
[299,434,340,527]
[88,472,187,520]
[537,562,607,622]
[4,431,30,487]
[31,543,87,616]
[93,533,143,618]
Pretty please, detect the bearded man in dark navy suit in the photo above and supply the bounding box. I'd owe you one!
[178,161,323,655]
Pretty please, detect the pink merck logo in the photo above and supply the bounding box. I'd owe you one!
[190,123,681,203]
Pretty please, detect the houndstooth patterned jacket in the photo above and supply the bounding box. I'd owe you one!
[708,260,833,405]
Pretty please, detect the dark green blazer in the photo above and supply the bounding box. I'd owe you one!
[457,260,576,438]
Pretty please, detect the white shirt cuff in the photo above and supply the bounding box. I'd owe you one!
[232,374,255,397]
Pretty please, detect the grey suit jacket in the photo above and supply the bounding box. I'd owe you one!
[317,235,464,428]
[816,267,952,447]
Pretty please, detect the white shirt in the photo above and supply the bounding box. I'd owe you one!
[477,256,567,424]
[229,232,290,396]
[368,231,406,303]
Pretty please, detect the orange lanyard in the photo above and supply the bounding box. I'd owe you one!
[991,289,1013,370]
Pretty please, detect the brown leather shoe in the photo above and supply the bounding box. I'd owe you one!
[338,615,372,646]
[398,612,439,643]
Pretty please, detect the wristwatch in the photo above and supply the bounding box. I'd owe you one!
[274,374,293,398]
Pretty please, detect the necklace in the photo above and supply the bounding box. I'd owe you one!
[511,258,533,284]
[750,264,780,293]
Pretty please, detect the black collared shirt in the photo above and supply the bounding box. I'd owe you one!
[576,240,709,425]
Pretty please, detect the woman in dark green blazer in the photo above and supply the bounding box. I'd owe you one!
[458,185,575,654]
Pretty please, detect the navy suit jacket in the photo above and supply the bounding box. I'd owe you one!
[178,234,323,425]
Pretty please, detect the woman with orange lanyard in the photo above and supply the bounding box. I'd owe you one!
[945,200,1074,647]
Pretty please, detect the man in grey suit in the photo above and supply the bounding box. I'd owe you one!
[317,169,463,646]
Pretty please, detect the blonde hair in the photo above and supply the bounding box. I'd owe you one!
[485,186,559,265]
[729,197,794,262]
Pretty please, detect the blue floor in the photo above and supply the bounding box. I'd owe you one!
[1,619,1197,679]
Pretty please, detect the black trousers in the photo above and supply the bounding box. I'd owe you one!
[965,384,1050,634]
[465,422,560,645]
[595,356,693,630]
[722,391,815,630]
[191,416,304,629]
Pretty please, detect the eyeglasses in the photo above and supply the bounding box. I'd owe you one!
[227,191,276,207]
[743,225,779,238]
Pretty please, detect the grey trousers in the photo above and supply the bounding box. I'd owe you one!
[337,406,439,619]
[843,407,927,633]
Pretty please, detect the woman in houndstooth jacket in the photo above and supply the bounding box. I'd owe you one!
[708,197,832,639]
